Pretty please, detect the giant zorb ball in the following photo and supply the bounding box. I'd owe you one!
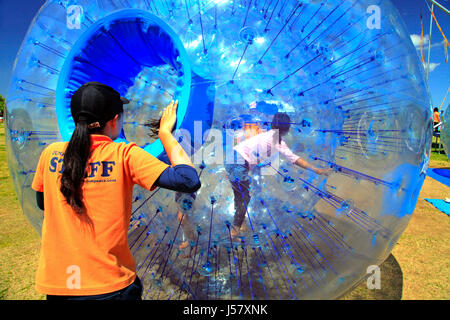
[6,0,433,299]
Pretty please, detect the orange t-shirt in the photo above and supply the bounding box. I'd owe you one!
[243,122,263,140]
[434,111,440,123]
[31,135,169,295]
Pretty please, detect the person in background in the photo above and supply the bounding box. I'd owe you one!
[434,107,441,132]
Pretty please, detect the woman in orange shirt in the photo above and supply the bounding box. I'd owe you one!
[434,107,441,132]
[32,82,200,300]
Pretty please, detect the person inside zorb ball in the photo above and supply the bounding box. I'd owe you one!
[224,108,332,239]
[5,0,433,300]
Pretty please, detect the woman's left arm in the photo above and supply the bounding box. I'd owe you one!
[278,140,331,175]
[294,157,330,175]
[154,165,201,193]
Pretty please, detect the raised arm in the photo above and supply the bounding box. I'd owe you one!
[154,100,200,193]
[158,100,195,168]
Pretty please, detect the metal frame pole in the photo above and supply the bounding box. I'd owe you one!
[426,3,435,81]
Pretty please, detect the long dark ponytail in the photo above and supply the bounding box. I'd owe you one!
[62,81,128,212]
[60,121,92,213]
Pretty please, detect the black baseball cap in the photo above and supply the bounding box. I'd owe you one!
[70,82,129,127]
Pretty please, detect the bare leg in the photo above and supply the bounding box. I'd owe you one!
[230,221,251,238]
[230,225,240,238]
[177,211,195,250]
[239,220,251,233]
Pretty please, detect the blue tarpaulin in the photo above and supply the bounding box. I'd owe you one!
[426,168,450,188]
[425,199,450,216]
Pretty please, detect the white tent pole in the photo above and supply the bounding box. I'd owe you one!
[431,0,449,15]
[426,3,434,81]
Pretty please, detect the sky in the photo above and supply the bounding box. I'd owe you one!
[393,0,450,110]
[0,0,449,109]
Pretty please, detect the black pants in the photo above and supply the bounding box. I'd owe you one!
[434,122,440,133]
[47,276,143,300]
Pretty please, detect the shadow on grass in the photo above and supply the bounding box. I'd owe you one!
[342,254,403,300]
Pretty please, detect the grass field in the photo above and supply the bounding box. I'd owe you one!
[0,122,449,300]
[0,123,43,299]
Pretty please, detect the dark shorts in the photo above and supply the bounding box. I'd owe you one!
[434,122,440,132]
[46,276,143,300]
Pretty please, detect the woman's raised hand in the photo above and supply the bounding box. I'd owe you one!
[159,100,178,136]
[157,100,194,168]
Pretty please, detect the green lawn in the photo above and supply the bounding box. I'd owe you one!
[430,136,449,166]
[0,122,44,299]
[430,151,449,167]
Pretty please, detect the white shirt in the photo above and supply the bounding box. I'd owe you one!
[234,130,300,165]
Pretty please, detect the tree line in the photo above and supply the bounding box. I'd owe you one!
[0,94,5,118]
